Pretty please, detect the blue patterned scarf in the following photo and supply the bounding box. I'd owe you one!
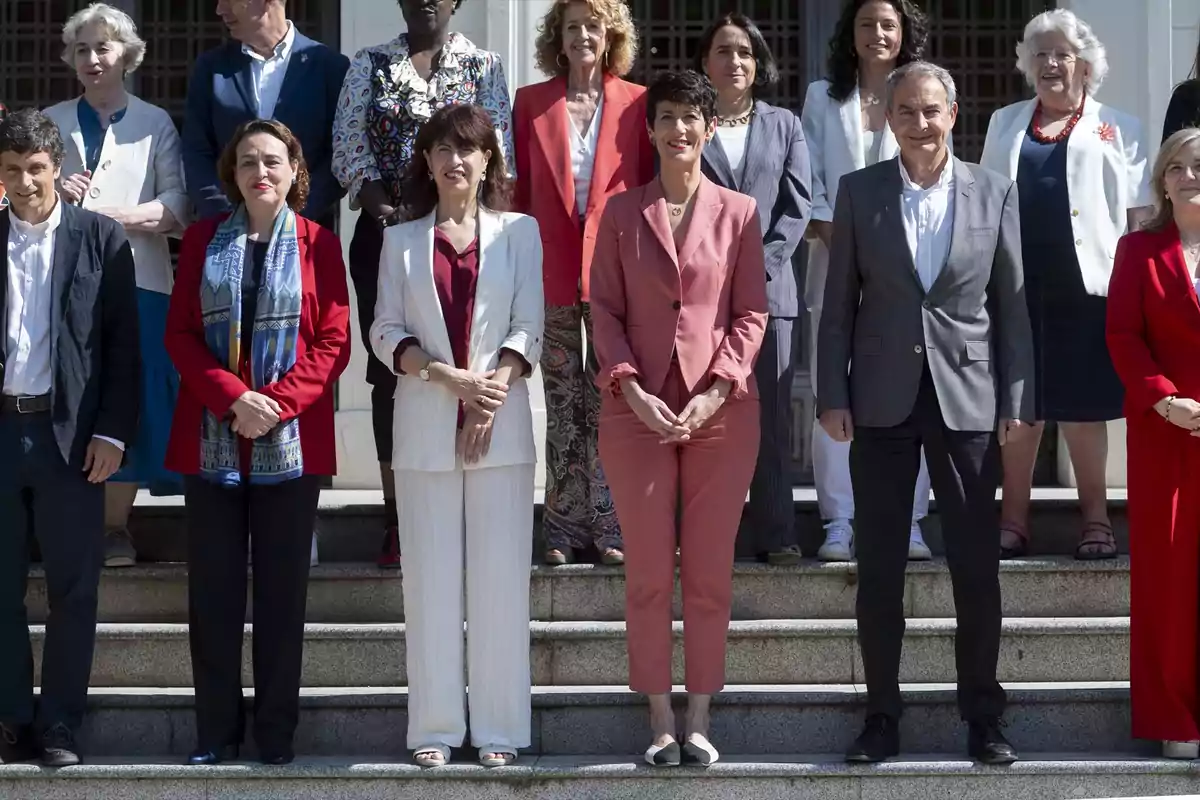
[199,206,304,485]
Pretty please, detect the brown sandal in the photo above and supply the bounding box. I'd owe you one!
[1075,521,1117,560]
[999,521,1029,559]
[544,548,574,566]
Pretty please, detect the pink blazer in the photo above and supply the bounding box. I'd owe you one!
[590,175,768,400]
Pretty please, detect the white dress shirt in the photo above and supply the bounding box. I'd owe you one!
[4,199,123,449]
[568,94,603,218]
[5,200,61,397]
[243,21,296,120]
[898,155,955,292]
[715,125,750,180]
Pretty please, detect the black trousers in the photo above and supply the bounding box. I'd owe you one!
[743,317,797,553]
[349,213,396,463]
[0,412,104,734]
[185,474,320,755]
[850,366,1006,721]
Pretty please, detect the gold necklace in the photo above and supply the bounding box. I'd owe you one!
[667,203,683,217]
[717,107,753,127]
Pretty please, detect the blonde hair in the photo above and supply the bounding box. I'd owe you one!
[61,3,146,75]
[534,0,639,78]
[1145,127,1200,233]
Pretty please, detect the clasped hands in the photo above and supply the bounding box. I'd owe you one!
[624,378,731,443]
[818,409,1031,445]
[230,391,283,439]
[437,365,510,465]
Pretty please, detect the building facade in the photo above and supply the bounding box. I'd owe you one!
[1,0,1191,488]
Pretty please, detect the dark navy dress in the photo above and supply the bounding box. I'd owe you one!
[1016,123,1124,421]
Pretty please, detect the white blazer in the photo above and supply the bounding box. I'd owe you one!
[980,97,1151,296]
[44,94,190,294]
[371,208,545,473]
[800,79,899,311]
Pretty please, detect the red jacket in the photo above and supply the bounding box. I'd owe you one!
[513,74,654,306]
[1107,223,1200,416]
[164,214,351,476]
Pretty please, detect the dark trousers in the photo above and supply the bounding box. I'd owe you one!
[185,474,320,755]
[0,412,103,734]
[349,213,396,463]
[850,366,1006,721]
[743,317,797,553]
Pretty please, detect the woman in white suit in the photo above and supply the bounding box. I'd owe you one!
[370,103,543,769]
[801,0,932,562]
[44,3,190,568]
[980,9,1151,560]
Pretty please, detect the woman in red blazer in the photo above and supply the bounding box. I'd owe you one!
[164,120,351,766]
[512,0,654,566]
[591,71,767,767]
[1107,127,1200,760]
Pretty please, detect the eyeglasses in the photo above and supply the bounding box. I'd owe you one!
[1033,50,1077,64]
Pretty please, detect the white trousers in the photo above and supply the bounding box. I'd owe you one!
[809,307,932,523]
[395,463,534,751]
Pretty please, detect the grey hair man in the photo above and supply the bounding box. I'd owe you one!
[816,60,1035,765]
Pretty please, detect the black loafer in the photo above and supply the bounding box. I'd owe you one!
[845,714,900,763]
[260,751,294,766]
[968,717,1018,765]
[0,723,38,764]
[187,744,240,765]
[40,723,81,767]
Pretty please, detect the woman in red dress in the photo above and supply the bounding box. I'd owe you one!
[1107,126,1200,760]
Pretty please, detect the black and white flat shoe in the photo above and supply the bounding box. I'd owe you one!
[644,739,681,766]
[683,734,719,766]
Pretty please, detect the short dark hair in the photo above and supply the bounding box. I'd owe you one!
[396,0,465,10]
[693,13,779,94]
[645,70,718,127]
[0,108,65,167]
[826,0,928,103]
[218,119,311,212]
[400,103,512,221]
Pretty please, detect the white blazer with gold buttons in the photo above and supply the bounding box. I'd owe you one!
[370,208,544,473]
[980,96,1151,297]
[44,94,190,295]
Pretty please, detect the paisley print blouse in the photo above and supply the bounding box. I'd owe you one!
[332,32,514,209]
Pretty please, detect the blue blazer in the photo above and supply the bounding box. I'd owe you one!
[701,100,812,318]
[182,32,350,222]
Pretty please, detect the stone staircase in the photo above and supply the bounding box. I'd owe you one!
[6,488,1200,799]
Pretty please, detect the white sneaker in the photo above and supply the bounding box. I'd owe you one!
[310,531,319,567]
[817,519,854,562]
[908,523,932,561]
[1163,740,1199,759]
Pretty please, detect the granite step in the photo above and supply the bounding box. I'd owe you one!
[2,754,1196,800]
[121,488,1131,563]
[40,618,1129,688]
[27,557,1130,624]
[69,683,1139,758]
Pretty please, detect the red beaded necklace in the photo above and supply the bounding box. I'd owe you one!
[1030,95,1085,144]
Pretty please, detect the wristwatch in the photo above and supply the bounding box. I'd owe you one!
[419,360,434,381]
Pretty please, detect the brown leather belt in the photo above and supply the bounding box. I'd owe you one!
[0,394,51,414]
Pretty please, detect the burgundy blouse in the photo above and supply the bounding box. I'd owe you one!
[394,229,479,425]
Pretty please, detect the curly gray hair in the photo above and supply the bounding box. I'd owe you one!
[1014,9,1107,95]
[61,3,146,75]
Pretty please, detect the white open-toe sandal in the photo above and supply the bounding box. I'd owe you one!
[478,745,517,767]
[683,733,720,766]
[413,744,450,767]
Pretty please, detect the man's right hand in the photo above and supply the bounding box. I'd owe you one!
[358,180,396,223]
[819,409,854,442]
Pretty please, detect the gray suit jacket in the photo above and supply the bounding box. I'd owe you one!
[701,100,812,318]
[816,156,1034,432]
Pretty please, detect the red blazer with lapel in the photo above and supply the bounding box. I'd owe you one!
[513,73,654,306]
[164,214,352,476]
[590,175,768,400]
[1107,223,1200,416]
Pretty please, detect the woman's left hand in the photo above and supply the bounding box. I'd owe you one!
[457,409,494,464]
[672,379,731,439]
[91,206,129,226]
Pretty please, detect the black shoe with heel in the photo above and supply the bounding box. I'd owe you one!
[40,723,81,767]
[0,723,38,764]
[187,744,240,765]
[968,717,1018,765]
[845,714,900,763]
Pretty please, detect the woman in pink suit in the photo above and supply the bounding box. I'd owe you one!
[590,70,767,768]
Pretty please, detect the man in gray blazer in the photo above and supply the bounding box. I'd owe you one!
[816,62,1035,765]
